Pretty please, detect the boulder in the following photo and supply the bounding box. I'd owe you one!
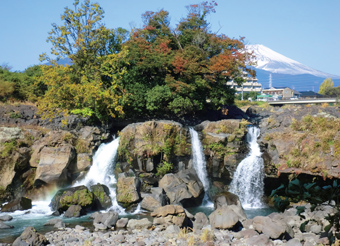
[90,184,112,210]
[141,196,162,212]
[213,192,247,220]
[34,144,76,187]
[1,197,32,212]
[44,218,63,226]
[209,206,243,230]
[158,169,204,207]
[116,218,129,228]
[245,234,274,246]
[0,127,24,144]
[12,226,49,246]
[0,214,13,221]
[0,221,14,229]
[193,212,209,231]
[252,216,293,239]
[50,185,94,213]
[64,204,84,218]
[127,218,152,230]
[116,173,141,207]
[93,211,119,230]
[151,204,189,227]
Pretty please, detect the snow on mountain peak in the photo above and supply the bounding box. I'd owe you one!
[246,44,338,78]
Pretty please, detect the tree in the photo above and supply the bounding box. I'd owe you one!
[319,78,334,95]
[37,0,128,123]
[122,2,254,118]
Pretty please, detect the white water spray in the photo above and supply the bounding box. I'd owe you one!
[74,137,125,213]
[189,128,213,207]
[229,126,265,209]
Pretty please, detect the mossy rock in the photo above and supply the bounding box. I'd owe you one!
[90,184,112,210]
[50,185,94,212]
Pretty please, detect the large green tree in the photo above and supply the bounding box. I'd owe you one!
[121,2,254,118]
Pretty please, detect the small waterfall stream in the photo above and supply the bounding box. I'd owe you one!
[229,126,265,208]
[74,137,125,213]
[189,128,213,206]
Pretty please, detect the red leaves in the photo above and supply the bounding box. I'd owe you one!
[172,55,188,74]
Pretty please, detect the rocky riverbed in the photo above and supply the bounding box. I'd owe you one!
[2,202,337,246]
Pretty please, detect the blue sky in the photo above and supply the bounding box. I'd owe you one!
[1,0,339,76]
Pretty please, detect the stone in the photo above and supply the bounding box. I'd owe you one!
[245,234,274,246]
[158,169,204,207]
[165,224,181,234]
[151,205,189,227]
[209,206,241,230]
[252,216,292,239]
[141,195,162,212]
[0,214,13,221]
[233,229,259,239]
[193,212,209,231]
[90,184,113,210]
[0,221,13,229]
[44,218,63,226]
[286,238,302,246]
[127,218,152,230]
[64,204,84,218]
[116,174,141,207]
[116,218,129,228]
[50,185,94,213]
[1,197,32,212]
[34,144,76,187]
[93,211,119,230]
[12,226,49,246]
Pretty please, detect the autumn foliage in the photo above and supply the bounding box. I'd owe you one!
[10,0,254,123]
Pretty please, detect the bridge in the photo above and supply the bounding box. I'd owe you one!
[268,98,338,106]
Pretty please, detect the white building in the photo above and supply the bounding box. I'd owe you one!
[226,75,262,94]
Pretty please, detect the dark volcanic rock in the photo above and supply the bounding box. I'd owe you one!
[1,197,32,212]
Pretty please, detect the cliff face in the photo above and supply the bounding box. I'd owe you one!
[252,105,340,180]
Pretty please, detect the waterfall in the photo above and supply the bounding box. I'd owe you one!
[74,137,125,213]
[189,128,212,206]
[229,126,265,209]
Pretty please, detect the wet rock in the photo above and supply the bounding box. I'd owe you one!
[90,184,112,210]
[1,197,32,212]
[0,214,13,221]
[50,185,94,213]
[0,221,13,229]
[64,204,84,218]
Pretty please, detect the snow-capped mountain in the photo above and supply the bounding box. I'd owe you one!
[245,44,340,91]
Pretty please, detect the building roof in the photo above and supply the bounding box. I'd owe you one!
[299,91,324,98]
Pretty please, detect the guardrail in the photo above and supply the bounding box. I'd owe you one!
[268,98,337,105]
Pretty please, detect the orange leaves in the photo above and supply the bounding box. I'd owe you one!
[172,55,188,74]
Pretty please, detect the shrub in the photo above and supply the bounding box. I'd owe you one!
[156,161,173,177]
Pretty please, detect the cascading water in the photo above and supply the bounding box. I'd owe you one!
[189,128,213,206]
[229,126,265,209]
[74,137,125,213]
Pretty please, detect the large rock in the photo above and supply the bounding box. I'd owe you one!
[34,144,76,187]
[0,221,14,229]
[12,226,49,246]
[64,204,84,218]
[93,211,119,230]
[0,127,24,144]
[0,214,13,221]
[213,192,246,220]
[209,206,243,230]
[127,218,152,230]
[116,173,141,207]
[1,197,32,212]
[90,184,112,210]
[50,185,94,213]
[252,215,293,239]
[141,187,169,212]
[158,169,204,207]
[193,212,209,231]
[151,204,189,227]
